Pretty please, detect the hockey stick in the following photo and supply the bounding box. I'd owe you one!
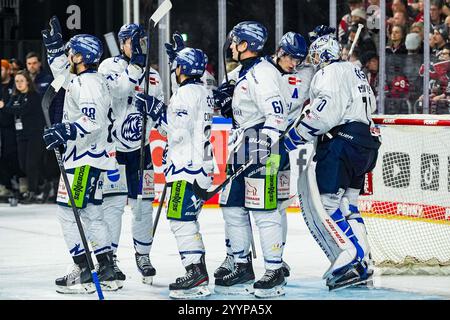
[222,36,232,83]
[41,75,104,301]
[151,183,167,237]
[192,120,298,202]
[136,0,172,221]
[348,23,364,58]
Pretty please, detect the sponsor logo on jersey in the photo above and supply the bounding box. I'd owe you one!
[149,77,159,85]
[176,109,188,117]
[288,77,301,85]
[246,181,257,196]
[107,169,120,182]
[121,113,142,142]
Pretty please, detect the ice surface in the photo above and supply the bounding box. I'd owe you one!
[0,204,449,300]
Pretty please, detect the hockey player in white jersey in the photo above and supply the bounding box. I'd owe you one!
[136,47,214,299]
[98,23,164,286]
[212,21,288,298]
[284,34,380,290]
[41,32,118,293]
[213,31,313,283]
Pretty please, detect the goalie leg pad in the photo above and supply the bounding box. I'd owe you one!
[297,161,352,263]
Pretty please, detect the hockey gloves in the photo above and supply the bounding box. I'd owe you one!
[43,122,77,150]
[284,126,306,152]
[248,129,282,165]
[41,16,65,57]
[130,29,146,68]
[164,32,185,64]
[213,82,235,119]
[135,93,167,123]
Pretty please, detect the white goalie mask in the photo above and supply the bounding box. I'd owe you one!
[308,34,341,69]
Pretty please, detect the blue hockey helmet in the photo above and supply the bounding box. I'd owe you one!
[229,21,268,52]
[67,34,103,65]
[308,25,336,43]
[118,23,145,44]
[174,47,208,77]
[278,32,307,60]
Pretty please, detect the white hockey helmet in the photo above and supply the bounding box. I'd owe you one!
[308,34,341,69]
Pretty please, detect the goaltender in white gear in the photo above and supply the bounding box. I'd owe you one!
[284,34,381,290]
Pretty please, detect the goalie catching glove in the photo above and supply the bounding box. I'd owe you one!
[43,122,77,150]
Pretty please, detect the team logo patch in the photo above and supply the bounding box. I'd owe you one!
[122,113,142,142]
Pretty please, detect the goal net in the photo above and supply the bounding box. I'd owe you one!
[359,115,450,275]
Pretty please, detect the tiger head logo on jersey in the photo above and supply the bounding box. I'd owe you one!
[121,113,142,142]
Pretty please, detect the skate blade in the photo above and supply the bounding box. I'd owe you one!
[254,285,285,299]
[142,276,153,285]
[100,280,119,291]
[56,283,96,294]
[116,280,124,289]
[214,281,255,295]
[169,285,211,299]
[328,277,368,291]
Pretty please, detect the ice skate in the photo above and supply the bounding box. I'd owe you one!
[214,254,234,279]
[169,258,210,299]
[281,260,291,278]
[214,253,255,295]
[96,251,119,291]
[55,263,95,294]
[135,253,156,285]
[254,268,286,298]
[326,261,369,291]
[113,255,126,289]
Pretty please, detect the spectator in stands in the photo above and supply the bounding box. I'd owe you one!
[410,0,424,23]
[430,24,449,62]
[410,21,425,43]
[391,0,408,14]
[0,60,22,201]
[404,32,424,105]
[351,7,367,26]
[9,58,24,78]
[0,71,46,204]
[338,0,365,44]
[386,25,408,54]
[25,52,53,97]
[407,27,424,52]
[361,51,379,97]
[431,0,446,29]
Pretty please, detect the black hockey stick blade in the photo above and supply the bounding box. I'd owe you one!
[192,157,253,201]
[42,75,65,127]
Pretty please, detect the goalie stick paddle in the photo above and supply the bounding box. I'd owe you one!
[136,0,173,221]
[41,75,105,301]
